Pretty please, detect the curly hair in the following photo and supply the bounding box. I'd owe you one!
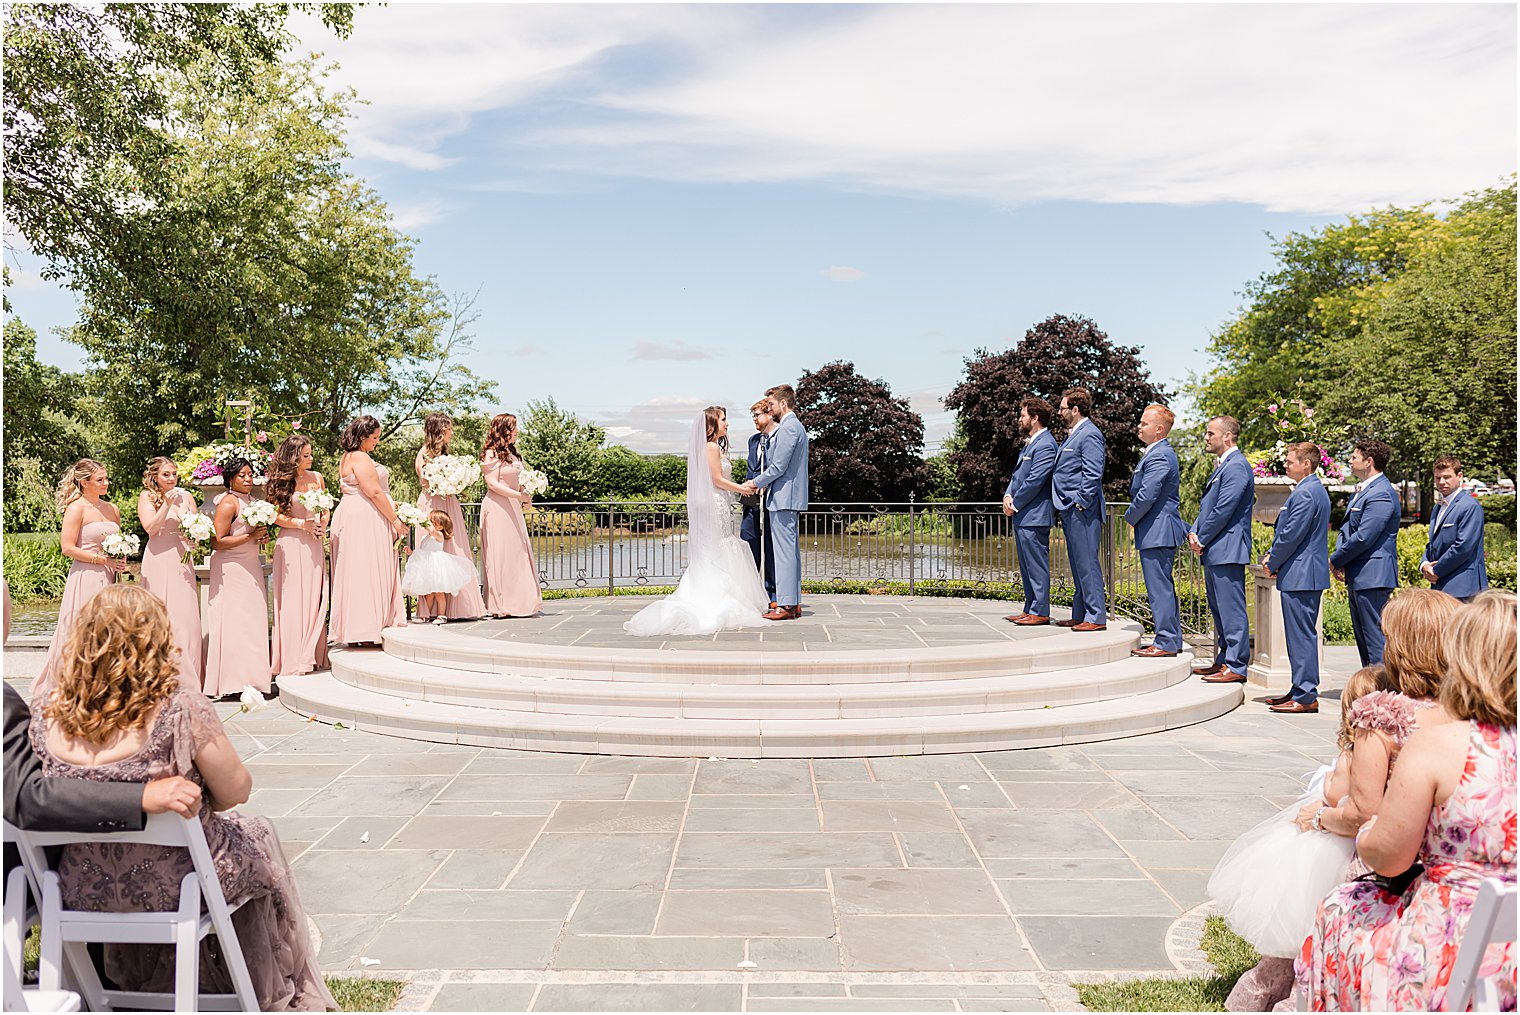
[56,459,105,513]
[1441,590,1517,727]
[339,415,381,453]
[482,413,520,463]
[422,413,453,460]
[141,456,176,509]
[1379,588,1463,699]
[265,435,311,514]
[45,585,181,742]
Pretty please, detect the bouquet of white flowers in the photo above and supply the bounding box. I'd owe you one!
[101,532,141,558]
[242,499,279,528]
[296,488,336,514]
[395,502,429,527]
[178,512,215,564]
[421,454,482,498]
[520,467,548,497]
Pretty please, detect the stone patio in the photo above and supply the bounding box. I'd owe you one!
[7,639,1358,1012]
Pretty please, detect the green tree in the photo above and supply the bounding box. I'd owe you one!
[598,446,653,497]
[1,317,91,531]
[517,398,606,502]
[794,360,932,502]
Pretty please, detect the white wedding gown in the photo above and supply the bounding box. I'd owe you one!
[625,417,771,637]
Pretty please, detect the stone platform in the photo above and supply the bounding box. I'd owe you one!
[280,596,1241,757]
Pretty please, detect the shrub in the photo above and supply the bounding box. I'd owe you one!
[598,446,654,498]
[2,456,62,533]
[1396,525,1431,587]
[845,510,954,537]
[1490,559,1518,593]
[609,494,686,530]
[1477,493,1516,530]
[1484,522,1517,563]
[1322,596,1355,644]
[3,534,70,602]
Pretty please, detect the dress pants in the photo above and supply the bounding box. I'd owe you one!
[1204,563,1249,673]
[1347,586,1391,666]
[1138,546,1182,653]
[1280,588,1323,705]
[769,509,801,608]
[1060,508,1106,625]
[1013,526,1051,616]
[740,504,777,602]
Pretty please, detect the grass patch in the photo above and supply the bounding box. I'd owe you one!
[325,976,405,1012]
[1075,916,1261,1012]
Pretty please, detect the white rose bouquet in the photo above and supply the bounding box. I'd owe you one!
[395,502,429,528]
[421,454,482,499]
[101,532,141,559]
[242,499,279,529]
[520,467,548,498]
[178,512,215,564]
[296,488,336,514]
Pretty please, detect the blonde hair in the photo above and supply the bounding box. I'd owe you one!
[45,585,181,742]
[56,459,105,513]
[1380,588,1463,699]
[1440,590,1517,727]
[142,456,176,509]
[750,399,771,415]
[1337,664,1384,751]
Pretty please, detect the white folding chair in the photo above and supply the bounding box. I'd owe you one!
[1447,877,1518,1013]
[3,865,80,1013]
[10,813,258,1013]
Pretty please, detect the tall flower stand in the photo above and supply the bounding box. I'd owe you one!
[1246,565,1323,690]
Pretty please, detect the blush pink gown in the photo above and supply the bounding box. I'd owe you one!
[203,494,271,697]
[479,454,543,618]
[33,518,119,695]
[270,480,331,676]
[414,452,486,621]
[329,464,404,645]
[139,488,205,688]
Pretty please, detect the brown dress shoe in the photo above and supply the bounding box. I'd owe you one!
[1202,669,1248,684]
[1004,613,1030,623]
[787,605,803,620]
[1265,692,1295,707]
[1131,645,1178,658]
[1191,661,1224,676]
[1014,615,1050,626]
[762,606,791,621]
[1269,699,1319,714]
[1054,619,1082,628]
[1071,621,1107,632]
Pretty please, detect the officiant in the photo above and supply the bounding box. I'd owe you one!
[740,398,779,610]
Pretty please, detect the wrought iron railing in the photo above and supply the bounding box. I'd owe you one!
[451,499,1217,641]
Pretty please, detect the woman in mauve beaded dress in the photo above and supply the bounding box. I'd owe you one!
[137,456,204,688]
[478,412,542,618]
[413,412,486,622]
[31,585,335,1011]
[267,434,331,677]
[328,415,407,646]
[203,459,271,697]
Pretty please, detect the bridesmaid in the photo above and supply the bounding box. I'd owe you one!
[32,460,127,694]
[414,412,486,622]
[329,415,406,647]
[137,456,204,687]
[267,434,331,677]
[203,459,271,698]
[479,413,543,618]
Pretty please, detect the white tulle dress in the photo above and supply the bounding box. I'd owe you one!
[625,416,770,637]
[401,535,480,597]
[1207,762,1357,958]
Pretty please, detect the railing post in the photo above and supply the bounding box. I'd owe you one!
[907,493,916,595]
[1103,503,1117,615]
[607,498,616,596]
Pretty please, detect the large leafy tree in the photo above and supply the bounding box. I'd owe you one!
[794,360,932,502]
[944,315,1167,500]
[1,316,91,531]
[517,398,607,503]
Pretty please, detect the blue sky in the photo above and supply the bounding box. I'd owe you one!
[6,3,1514,454]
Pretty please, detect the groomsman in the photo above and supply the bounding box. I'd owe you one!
[1191,415,1254,684]
[1331,438,1400,665]
[1262,443,1331,714]
[1052,388,1108,631]
[740,398,778,608]
[1420,457,1488,601]
[1003,396,1059,625]
[1125,405,1190,657]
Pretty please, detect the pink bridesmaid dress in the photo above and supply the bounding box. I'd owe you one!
[203,493,271,696]
[270,479,331,677]
[33,519,119,695]
[479,453,543,618]
[414,452,487,621]
[329,463,404,645]
[139,488,204,688]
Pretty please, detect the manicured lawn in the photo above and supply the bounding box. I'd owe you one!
[1075,916,1262,1012]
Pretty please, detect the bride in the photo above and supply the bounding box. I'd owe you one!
[625,407,771,636]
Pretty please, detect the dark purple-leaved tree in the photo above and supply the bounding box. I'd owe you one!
[794,360,933,502]
[943,315,1168,500]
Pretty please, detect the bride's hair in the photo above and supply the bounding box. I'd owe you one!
[703,406,728,452]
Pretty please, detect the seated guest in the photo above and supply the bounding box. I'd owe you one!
[1420,456,1488,600]
[1296,590,1516,1011]
[28,585,335,1011]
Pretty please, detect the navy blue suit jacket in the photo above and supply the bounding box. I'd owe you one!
[1003,429,1058,528]
[745,431,769,482]
[1331,474,1400,590]
[1125,439,1189,549]
[1268,478,1331,592]
[1191,450,1254,566]
[1423,490,1488,598]
[1051,420,1106,521]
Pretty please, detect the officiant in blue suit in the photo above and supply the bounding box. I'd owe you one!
[1124,405,1190,657]
[1191,415,1255,684]
[1262,442,1332,714]
[1051,388,1108,632]
[1003,396,1059,626]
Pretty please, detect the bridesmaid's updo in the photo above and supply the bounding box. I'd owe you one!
[142,456,177,509]
[47,585,180,742]
[482,413,520,463]
[339,415,381,453]
[221,457,256,493]
[56,459,106,512]
[422,413,452,460]
[266,435,311,514]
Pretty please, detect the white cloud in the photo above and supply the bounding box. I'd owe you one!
[632,341,711,361]
[302,4,1513,215]
[388,199,453,231]
[821,265,868,283]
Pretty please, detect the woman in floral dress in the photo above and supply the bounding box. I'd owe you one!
[1296,590,1516,1011]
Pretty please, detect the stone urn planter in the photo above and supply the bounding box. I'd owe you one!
[1253,479,1294,524]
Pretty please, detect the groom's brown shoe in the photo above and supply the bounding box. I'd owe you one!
[763,606,792,621]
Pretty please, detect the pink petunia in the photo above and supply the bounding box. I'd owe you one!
[257,431,269,443]
[291,420,302,430]
[1304,408,1315,417]
[1268,404,1279,413]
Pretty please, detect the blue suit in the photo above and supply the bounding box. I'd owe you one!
[1125,439,1190,652]
[1268,478,1331,705]
[1422,490,1488,600]
[752,412,809,607]
[1004,429,1058,616]
[740,431,777,602]
[1331,473,1400,665]
[1051,419,1107,625]
[1191,449,1254,674]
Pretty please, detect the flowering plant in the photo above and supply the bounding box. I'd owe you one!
[296,488,336,514]
[241,499,279,528]
[395,502,429,528]
[101,532,141,558]
[179,443,270,487]
[1248,395,1347,482]
[178,512,215,564]
[520,467,549,497]
[421,454,482,498]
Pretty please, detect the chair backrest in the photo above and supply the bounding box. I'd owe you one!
[1445,877,1518,1011]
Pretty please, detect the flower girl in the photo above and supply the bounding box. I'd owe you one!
[401,510,480,625]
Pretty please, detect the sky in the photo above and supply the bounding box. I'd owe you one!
[5,3,1515,454]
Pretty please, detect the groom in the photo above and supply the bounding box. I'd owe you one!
[741,385,808,620]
